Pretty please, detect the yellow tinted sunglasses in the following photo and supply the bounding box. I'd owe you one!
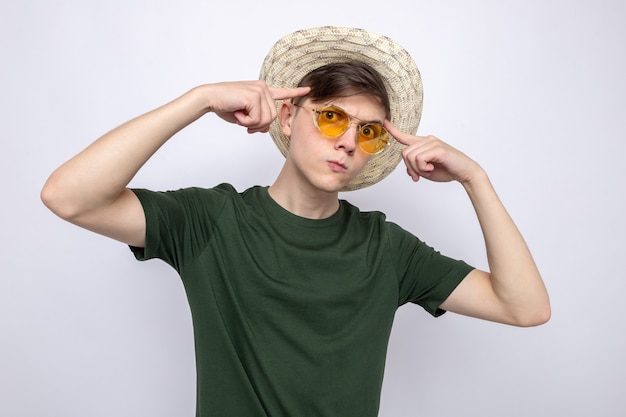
[294,104,390,155]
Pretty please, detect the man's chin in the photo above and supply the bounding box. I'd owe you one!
[316,180,352,194]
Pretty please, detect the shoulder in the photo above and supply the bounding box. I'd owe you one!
[133,183,252,205]
[339,200,414,244]
[339,199,388,224]
[341,200,416,235]
[130,183,263,230]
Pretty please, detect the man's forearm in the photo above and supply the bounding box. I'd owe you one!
[462,170,551,324]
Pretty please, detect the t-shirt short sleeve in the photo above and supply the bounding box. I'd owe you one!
[128,185,232,271]
[388,221,474,316]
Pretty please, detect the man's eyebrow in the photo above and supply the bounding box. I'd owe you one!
[324,102,385,125]
[360,115,385,125]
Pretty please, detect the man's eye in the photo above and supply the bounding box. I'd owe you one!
[324,111,339,121]
[360,125,378,139]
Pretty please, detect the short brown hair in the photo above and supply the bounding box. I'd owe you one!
[293,61,391,119]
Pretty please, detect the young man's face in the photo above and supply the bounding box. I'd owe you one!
[279,94,386,193]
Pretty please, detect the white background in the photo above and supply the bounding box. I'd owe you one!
[2,1,625,416]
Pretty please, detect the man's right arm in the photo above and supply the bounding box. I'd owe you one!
[41,82,310,248]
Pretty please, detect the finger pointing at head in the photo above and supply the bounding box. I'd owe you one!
[384,119,418,146]
[269,86,311,101]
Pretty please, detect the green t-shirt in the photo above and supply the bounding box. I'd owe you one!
[131,184,473,417]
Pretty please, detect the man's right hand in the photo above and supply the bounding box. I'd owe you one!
[206,81,310,133]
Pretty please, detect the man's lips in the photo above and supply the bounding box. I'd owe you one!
[327,160,347,172]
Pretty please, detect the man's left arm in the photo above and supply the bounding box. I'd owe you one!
[384,121,551,327]
[440,171,550,326]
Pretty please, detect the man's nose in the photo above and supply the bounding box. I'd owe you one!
[334,123,359,153]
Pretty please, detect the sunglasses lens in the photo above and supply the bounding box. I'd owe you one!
[316,107,350,137]
[359,126,388,154]
[315,105,388,155]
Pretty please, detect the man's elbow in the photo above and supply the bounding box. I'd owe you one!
[40,177,82,222]
[514,302,551,327]
[41,179,63,216]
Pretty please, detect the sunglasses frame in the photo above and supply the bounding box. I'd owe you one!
[293,103,390,155]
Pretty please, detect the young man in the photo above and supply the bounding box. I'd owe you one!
[41,27,550,416]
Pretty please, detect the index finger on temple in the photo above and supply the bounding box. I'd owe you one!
[384,119,411,145]
[269,86,311,100]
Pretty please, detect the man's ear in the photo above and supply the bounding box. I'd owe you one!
[279,102,294,137]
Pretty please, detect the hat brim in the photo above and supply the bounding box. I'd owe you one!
[259,26,423,191]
